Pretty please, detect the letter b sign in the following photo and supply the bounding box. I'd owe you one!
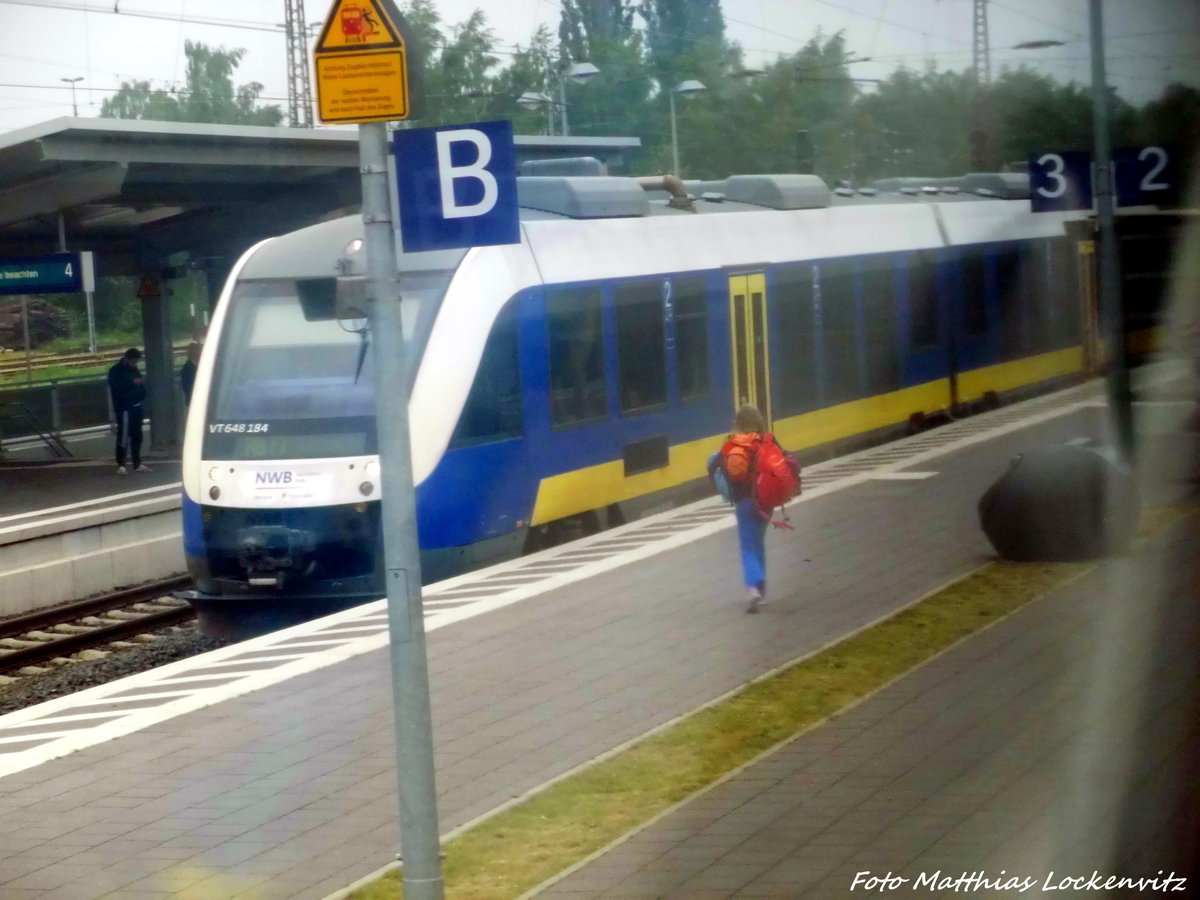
[394,120,520,252]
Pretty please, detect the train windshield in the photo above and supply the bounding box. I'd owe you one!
[203,272,451,461]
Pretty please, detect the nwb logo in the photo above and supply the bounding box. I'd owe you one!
[255,472,294,485]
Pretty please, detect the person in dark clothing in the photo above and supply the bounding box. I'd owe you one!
[108,348,149,474]
[707,404,770,613]
[180,342,200,405]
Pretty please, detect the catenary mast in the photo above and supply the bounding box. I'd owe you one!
[284,0,315,127]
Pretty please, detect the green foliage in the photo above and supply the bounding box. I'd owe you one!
[101,41,282,126]
[1136,82,1200,168]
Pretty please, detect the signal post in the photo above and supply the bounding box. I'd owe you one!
[314,1,521,896]
[314,2,441,897]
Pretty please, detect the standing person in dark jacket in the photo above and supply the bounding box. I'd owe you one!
[107,348,149,474]
[707,404,770,613]
[180,342,200,405]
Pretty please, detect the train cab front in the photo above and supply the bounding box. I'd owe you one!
[181,488,384,638]
[180,272,396,638]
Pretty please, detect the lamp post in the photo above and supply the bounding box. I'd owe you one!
[517,91,554,134]
[669,79,706,177]
[1014,5,1131,459]
[559,61,599,136]
[61,76,82,116]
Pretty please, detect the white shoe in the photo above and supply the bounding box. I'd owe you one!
[134,464,151,473]
[116,466,128,475]
[746,587,763,613]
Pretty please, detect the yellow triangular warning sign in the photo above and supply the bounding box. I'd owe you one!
[315,0,404,52]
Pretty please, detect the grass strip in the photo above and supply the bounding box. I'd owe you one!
[354,557,1093,900]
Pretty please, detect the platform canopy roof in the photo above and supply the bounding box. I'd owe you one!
[0,118,641,275]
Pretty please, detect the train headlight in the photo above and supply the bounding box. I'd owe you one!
[359,481,375,497]
[208,466,221,482]
[364,460,380,479]
[209,486,221,500]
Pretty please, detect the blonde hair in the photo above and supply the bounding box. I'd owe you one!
[733,404,766,434]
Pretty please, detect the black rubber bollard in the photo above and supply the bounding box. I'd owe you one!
[978,443,1139,561]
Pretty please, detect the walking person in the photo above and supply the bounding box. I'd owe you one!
[107,347,149,474]
[709,405,771,612]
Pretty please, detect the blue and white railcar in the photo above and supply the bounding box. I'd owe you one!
[181,173,1088,633]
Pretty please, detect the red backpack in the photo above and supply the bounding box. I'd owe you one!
[753,434,802,527]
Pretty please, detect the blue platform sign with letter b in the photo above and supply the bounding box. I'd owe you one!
[392,119,520,252]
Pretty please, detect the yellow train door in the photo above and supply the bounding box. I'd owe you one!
[727,273,771,426]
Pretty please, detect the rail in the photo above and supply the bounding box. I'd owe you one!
[0,577,194,673]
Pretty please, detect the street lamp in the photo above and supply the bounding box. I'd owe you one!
[669,79,706,177]
[559,61,599,136]
[517,90,554,134]
[61,77,83,116]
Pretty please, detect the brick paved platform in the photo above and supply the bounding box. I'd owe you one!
[536,512,1199,899]
[0,406,1128,898]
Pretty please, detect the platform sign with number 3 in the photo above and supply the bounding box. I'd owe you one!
[1029,151,1094,212]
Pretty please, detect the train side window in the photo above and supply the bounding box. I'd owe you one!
[1029,241,1057,353]
[615,281,668,413]
[995,247,1026,358]
[450,301,523,448]
[673,277,710,401]
[908,254,939,349]
[820,260,861,404]
[548,287,607,428]
[775,266,818,415]
[860,257,901,394]
[1050,239,1080,348]
[961,254,989,337]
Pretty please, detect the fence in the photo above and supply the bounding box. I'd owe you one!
[0,375,111,455]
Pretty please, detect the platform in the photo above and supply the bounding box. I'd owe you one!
[0,453,183,618]
[535,512,1199,898]
[0,379,1192,898]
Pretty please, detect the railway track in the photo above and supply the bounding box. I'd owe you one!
[0,344,189,380]
[0,577,195,677]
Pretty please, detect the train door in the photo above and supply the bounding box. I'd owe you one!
[727,273,772,426]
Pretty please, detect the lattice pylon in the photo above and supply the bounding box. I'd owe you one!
[970,0,995,169]
[284,0,314,128]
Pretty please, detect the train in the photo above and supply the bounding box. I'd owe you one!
[180,169,1099,637]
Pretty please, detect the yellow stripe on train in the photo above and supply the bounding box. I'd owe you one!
[529,346,1084,527]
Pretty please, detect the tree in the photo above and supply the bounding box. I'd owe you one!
[101,41,282,126]
[395,1,502,126]
[1136,82,1200,172]
[559,0,637,60]
[640,0,726,84]
[487,25,558,133]
[554,0,649,139]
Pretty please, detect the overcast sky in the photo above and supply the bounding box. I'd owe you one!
[0,0,1196,135]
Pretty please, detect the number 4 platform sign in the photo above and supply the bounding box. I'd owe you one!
[1030,146,1179,213]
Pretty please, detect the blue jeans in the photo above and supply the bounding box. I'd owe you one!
[734,498,767,593]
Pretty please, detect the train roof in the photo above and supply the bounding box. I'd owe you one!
[517,172,1033,220]
[237,170,1079,282]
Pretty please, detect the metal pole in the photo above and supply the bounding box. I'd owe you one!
[670,89,680,176]
[359,121,445,900]
[1089,0,1133,460]
[559,77,569,136]
[20,296,32,385]
[85,292,97,355]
